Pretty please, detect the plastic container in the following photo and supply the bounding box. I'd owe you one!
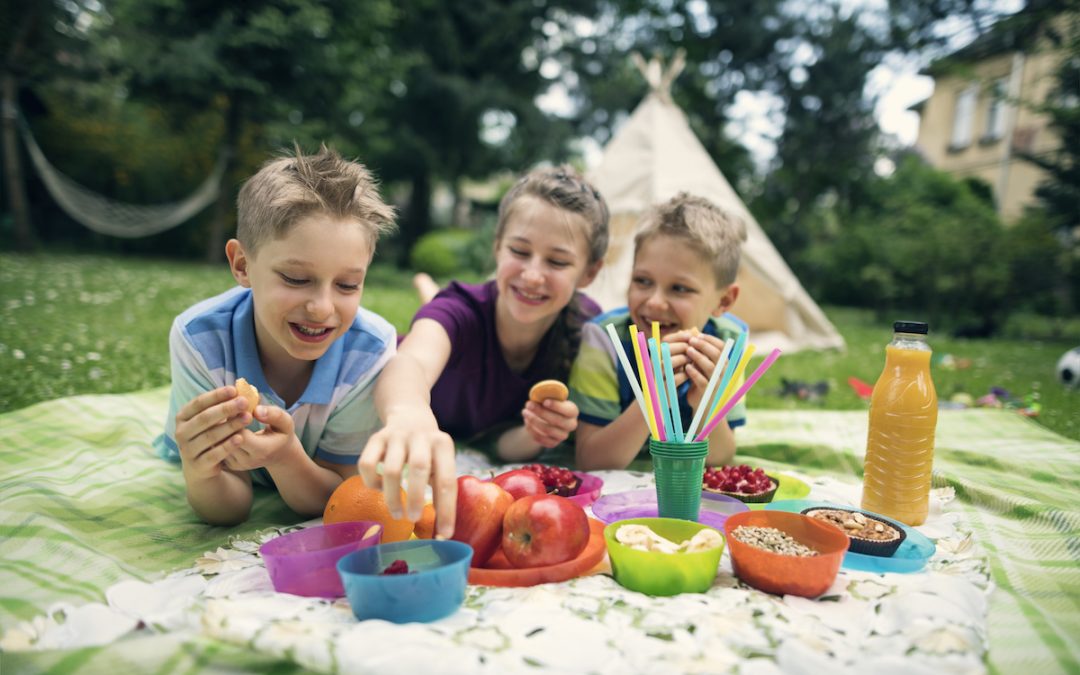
[568,472,604,508]
[337,539,473,623]
[650,439,709,521]
[468,518,607,587]
[260,521,383,598]
[604,517,724,596]
[723,510,848,598]
[861,321,938,526]
[591,488,747,529]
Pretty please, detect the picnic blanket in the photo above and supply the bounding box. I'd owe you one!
[1,388,1078,673]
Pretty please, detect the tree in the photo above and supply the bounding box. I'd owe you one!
[358,0,601,265]
[754,7,886,267]
[103,0,399,260]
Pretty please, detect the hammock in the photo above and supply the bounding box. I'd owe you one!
[17,114,225,238]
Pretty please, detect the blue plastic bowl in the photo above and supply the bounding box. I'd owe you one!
[337,539,473,623]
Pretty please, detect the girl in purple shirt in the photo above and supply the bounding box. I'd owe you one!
[358,166,610,535]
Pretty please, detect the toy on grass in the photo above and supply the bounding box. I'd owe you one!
[1056,347,1080,390]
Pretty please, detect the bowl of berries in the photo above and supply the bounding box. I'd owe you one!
[260,520,383,598]
[521,464,603,508]
[702,464,779,504]
[337,539,473,623]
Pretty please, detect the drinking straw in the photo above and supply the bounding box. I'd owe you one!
[660,342,684,442]
[605,323,648,421]
[695,348,782,441]
[685,337,734,440]
[649,338,675,443]
[637,331,667,440]
[711,343,757,419]
[629,325,660,440]
[704,329,747,422]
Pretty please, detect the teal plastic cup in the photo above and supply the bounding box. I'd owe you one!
[650,439,709,521]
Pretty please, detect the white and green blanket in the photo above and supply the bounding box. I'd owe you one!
[1,389,1077,673]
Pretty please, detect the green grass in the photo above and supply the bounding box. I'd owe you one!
[2,252,1077,441]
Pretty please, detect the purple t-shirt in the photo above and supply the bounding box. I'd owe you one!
[413,280,600,441]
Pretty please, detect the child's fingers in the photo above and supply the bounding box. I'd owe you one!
[430,438,457,539]
[379,439,408,519]
[404,439,433,522]
[181,412,251,461]
[176,386,237,423]
[529,401,578,433]
[253,404,293,435]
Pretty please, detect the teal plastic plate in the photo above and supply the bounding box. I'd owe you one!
[765,499,936,574]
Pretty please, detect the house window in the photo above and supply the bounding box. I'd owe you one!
[950,85,977,151]
[983,78,1008,142]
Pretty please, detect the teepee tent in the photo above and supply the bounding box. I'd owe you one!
[584,53,845,353]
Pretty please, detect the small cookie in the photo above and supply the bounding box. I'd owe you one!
[529,379,569,403]
[235,377,260,414]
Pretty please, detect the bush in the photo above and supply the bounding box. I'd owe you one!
[811,157,1011,335]
[409,228,480,277]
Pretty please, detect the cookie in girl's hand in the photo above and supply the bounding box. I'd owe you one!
[235,377,260,414]
[529,379,569,403]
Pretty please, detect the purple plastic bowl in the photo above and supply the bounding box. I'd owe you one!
[568,472,603,508]
[590,488,748,529]
[260,521,382,598]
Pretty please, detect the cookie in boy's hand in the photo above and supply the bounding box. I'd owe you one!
[235,377,260,414]
[529,379,569,403]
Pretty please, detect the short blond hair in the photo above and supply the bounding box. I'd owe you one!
[237,144,395,255]
[633,192,747,286]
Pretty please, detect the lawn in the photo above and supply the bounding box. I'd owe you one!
[1,251,1076,441]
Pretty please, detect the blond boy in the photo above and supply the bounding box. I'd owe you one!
[570,192,748,470]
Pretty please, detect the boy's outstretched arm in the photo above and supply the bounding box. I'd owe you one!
[358,318,457,540]
[175,386,256,525]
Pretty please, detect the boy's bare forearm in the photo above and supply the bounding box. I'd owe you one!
[185,470,253,526]
[574,410,652,471]
[495,425,543,462]
[705,420,736,466]
[265,440,346,516]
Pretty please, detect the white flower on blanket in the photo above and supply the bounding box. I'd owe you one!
[195,546,263,575]
[0,603,138,651]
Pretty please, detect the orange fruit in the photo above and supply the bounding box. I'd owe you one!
[413,503,437,539]
[323,476,415,543]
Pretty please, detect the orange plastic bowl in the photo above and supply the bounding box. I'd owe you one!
[723,510,848,598]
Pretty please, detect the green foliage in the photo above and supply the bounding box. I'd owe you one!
[808,157,1010,335]
[409,226,492,277]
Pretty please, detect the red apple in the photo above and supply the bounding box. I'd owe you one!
[450,475,514,566]
[491,469,547,501]
[501,494,590,568]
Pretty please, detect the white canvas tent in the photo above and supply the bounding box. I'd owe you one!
[584,53,845,353]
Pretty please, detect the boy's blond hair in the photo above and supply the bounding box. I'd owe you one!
[237,144,396,254]
[633,192,747,286]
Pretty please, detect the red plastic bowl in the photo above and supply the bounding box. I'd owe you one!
[723,510,848,598]
[260,521,382,598]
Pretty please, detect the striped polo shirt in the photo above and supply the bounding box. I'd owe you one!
[153,286,395,486]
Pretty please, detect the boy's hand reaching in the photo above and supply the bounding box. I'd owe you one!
[521,399,579,448]
[223,404,302,472]
[175,386,252,482]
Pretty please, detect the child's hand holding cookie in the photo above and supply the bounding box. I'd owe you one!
[522,380,578,448]
[175,384,254,481]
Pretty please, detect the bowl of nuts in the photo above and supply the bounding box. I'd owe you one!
[723,510,849,598]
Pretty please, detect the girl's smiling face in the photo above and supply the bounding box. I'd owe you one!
[493,196,600,328]
[628,234,738,338]
[227,212,372,372]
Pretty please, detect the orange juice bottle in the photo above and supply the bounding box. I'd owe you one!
[861,321,938,526]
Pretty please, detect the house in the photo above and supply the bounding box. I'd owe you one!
[909,8,1073,222]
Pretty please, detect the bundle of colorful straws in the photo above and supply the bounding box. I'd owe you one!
[605,321,781,443]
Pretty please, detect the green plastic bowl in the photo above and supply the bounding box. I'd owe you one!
[603,517,725,596]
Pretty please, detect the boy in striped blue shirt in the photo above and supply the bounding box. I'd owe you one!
[569,193,748,470]
[153,146,397,525]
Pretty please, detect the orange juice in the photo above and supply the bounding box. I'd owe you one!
[861,323,938,526]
